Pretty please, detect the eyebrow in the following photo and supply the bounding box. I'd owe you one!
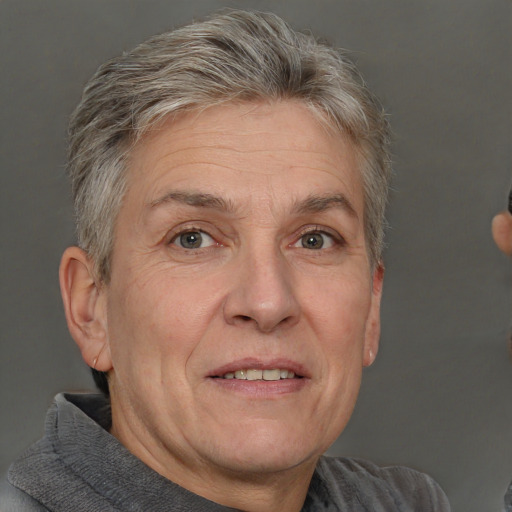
[149,191,235,212]
[149,190,357,219]
[292,193,358,218]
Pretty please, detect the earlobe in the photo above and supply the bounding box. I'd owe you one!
[59,247,112,372]
[363,262,384,367]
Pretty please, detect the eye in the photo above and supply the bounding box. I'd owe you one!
[171,230,216,249]
[295,230,336,250]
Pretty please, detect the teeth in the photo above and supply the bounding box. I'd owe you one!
[246,369,263,380]
[263,369,280,381]
[222,369,297,380]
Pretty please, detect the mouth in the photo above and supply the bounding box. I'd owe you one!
[207,361,308,397]
[208,359,309,389]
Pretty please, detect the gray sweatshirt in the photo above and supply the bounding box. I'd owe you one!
[1,393,450,511]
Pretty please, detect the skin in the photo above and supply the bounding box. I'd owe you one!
[492,210,512,256]
[60,101,384,512]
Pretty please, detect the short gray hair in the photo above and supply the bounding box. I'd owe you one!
[68,9,391,281]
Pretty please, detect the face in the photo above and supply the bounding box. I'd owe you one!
[101,101,383,485]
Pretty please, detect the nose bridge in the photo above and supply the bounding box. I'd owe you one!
[224,237,300,332]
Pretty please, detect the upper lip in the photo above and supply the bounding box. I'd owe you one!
[208,358,310,378]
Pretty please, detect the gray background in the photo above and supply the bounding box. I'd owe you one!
[1,1,511,511]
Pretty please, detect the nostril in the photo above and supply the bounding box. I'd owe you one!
[231,314,255,327]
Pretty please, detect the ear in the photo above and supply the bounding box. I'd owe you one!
[59,247,112,372]
[362,262,384,367]
[492,212,512,256]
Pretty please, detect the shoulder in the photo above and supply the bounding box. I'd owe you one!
[311,456,451,511]
[0,473,49,511]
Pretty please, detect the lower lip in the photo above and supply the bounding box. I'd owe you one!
[209,377,307,397]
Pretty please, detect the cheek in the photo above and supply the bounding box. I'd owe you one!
[106,267,225,374]
[304,271,372,348]
[303,279,371,445]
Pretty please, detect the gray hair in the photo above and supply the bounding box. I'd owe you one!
[68,9,391,281]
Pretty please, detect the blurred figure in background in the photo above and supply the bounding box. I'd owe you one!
[493,187,512,511]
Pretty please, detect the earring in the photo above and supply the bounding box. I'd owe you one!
[92,344,106,370]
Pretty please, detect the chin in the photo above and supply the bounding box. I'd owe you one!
[204,422,323,475]
[214,449,316,477]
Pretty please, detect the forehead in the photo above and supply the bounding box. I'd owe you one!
[124,101,364,214]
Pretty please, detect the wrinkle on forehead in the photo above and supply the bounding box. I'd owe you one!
[125,100,364,218]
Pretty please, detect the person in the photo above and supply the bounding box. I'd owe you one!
[0,10,450,511]
[494,189,512,511]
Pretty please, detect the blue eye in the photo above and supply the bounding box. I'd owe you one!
[296,231,335,250]
[172,230,215,249]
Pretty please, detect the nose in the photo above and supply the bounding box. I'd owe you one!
[223,244,301,333]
